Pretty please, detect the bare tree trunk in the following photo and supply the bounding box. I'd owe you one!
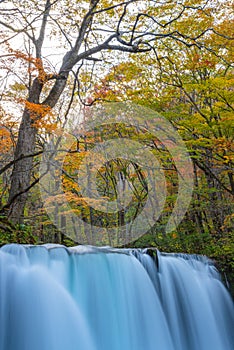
[7,115,37,223]
[193,163,205,234]
[7,78,43,223]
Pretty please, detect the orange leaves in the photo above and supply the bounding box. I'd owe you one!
[17,99,56,131]
[31,57,49,84]
[0,110,15,154]
[186,50,217,71]
[12,50,50,83]
[24,101,52,119]
[4,44,56,84]
[0,126,12,153]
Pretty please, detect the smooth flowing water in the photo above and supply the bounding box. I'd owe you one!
[0,244,233,350]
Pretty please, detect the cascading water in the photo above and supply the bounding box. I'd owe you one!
[0,244,233,350]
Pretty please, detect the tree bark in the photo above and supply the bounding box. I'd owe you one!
[7,78,43,223]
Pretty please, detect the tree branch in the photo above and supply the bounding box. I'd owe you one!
[0,151,44,176]
[35,0,52,57]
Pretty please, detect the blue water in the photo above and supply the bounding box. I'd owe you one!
[0,244,233,350]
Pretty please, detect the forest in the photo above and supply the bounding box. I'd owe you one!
[0,0,233,293]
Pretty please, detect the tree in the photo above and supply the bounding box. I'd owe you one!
[90,8,234,236]
[41,121,150,245]
[0,0,232,224]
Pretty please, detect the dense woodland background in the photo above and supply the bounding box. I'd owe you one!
[0,0,233,294]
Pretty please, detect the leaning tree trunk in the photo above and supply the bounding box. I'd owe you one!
[7,79,43,223]
[7,73,68,224]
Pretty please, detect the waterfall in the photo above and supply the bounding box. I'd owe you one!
[0,244,233,350]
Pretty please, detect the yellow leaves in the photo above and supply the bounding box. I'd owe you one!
[222,214,234,231]
[92,62,146,102]
[43,193,94,208]
[62,177,80,193]
[10,82,27,92]
[214,137,234,154]
[98,0,116,16]
[223,155,233,164]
